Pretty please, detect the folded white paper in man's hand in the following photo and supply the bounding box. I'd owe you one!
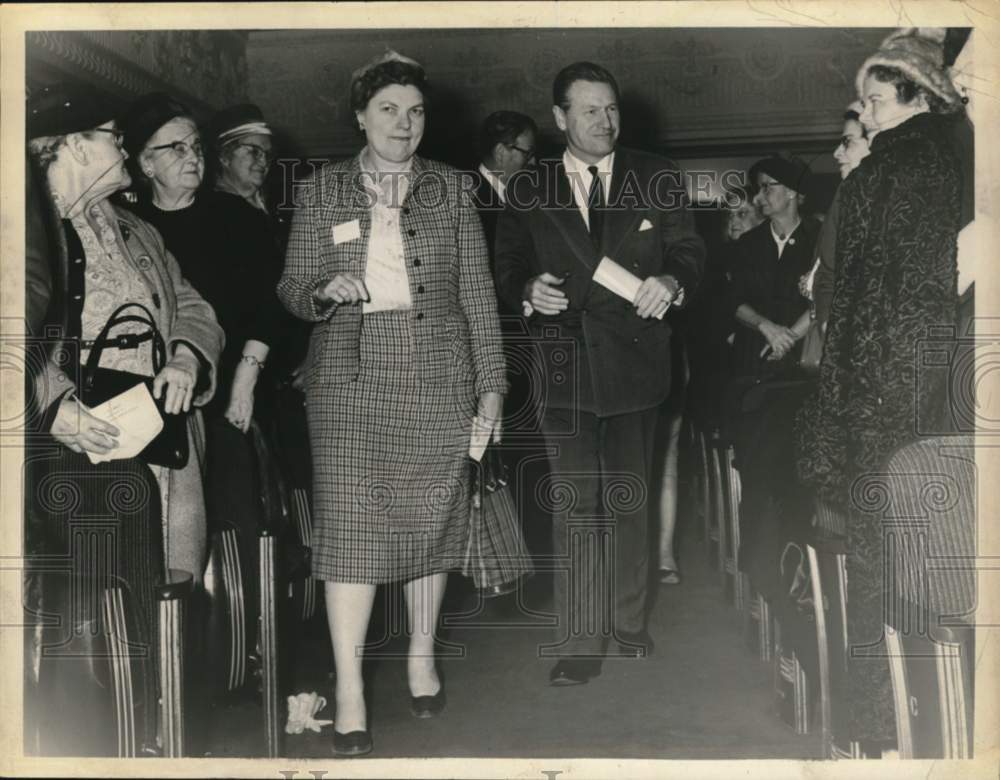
[592,256,667,319]
[85,383,164,465]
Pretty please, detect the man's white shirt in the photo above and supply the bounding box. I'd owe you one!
[563,149,614,231]
[478,162,506,205]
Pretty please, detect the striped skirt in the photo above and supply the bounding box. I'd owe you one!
[306,311,476,583]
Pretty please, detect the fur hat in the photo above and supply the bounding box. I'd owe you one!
[855,28,964,112]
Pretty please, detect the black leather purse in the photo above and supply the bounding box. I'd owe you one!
[79,302,189,469]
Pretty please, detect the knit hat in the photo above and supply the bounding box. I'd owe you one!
[855,28,964,112]
[119,92,193,159]
[209,103,272,146]
[27,83,118,140]
[749,155,809,195]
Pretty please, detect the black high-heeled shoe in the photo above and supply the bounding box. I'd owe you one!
[332,728,372,757]
[409,683,446,719]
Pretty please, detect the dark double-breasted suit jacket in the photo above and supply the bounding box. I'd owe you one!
[468,169,504,264]
[493,147,706,417]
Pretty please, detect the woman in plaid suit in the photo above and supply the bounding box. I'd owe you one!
[277,52,505,756]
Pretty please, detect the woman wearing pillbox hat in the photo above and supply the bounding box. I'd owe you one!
[208,102,274,213]
[798,27,966,749]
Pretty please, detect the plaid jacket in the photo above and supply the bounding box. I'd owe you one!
[278,154,505,396]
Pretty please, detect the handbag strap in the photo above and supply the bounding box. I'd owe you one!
[82,302,166,385]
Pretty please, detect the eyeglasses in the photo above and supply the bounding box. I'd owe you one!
[94,127,126,149]
[507,143,535,160]
[148,140,204,159]
[236,143,274,163]
[839,135,867,150]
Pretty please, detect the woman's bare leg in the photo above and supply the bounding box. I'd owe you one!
[325,582,377,733]
[403,572,447,696]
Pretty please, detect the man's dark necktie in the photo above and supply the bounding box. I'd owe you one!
[587,165,604,246]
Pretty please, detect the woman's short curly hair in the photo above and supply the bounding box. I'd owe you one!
[28,135,68,172]
[867,64,950,115]
[349,60,428,114]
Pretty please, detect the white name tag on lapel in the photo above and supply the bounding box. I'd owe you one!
[331,220,361,245]
[639,218,653,232]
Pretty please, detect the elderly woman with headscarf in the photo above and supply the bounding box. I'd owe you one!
[797,29,967,749]
[278,51,505,757]
[26,84,223,579]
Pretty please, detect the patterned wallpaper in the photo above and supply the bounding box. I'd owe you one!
[246,27,890,161]
[26,30,250,115]
[24,27,890,161]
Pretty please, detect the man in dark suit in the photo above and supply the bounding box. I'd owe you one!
[469,110,538,269]
[494,62,705,685]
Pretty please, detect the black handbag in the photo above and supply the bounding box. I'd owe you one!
[798,312,824,375]
[79,302,189,469]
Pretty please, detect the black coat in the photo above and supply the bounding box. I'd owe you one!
[798,112,961,507]
[494,147,705,416]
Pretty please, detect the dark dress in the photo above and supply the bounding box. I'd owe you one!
[726,217,821,602]
[132,191,287,417]
[797,112,962,742]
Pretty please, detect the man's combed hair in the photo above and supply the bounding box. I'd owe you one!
[552,61,620,109]
[478,111,537,161]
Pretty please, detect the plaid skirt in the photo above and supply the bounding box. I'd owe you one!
[306,311,476,583]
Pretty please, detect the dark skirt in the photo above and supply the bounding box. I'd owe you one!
[306,311,476,583]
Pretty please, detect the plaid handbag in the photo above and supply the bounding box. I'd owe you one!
[461,447,534,597]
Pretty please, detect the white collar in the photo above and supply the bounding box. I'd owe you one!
[478,162,506,204]
[563,148,614,178]
[770,219,801,243]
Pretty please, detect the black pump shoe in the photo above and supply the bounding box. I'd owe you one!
[410,684,446,718]
[549,658,601,686]
[332,729,372,757]
[615,630,655,658]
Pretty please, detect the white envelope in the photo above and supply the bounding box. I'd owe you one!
[468,415,491,462]
[85,383,164,464]
[639,218,653,232]
[331,219,361,245]
[592,256,668,320]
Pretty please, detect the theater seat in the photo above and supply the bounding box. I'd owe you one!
[24,451,177,757]
[807,527,856,757]
[876,436,976,758]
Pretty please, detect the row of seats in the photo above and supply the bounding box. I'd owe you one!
[685,418,976,758]
[23,403,318,758]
